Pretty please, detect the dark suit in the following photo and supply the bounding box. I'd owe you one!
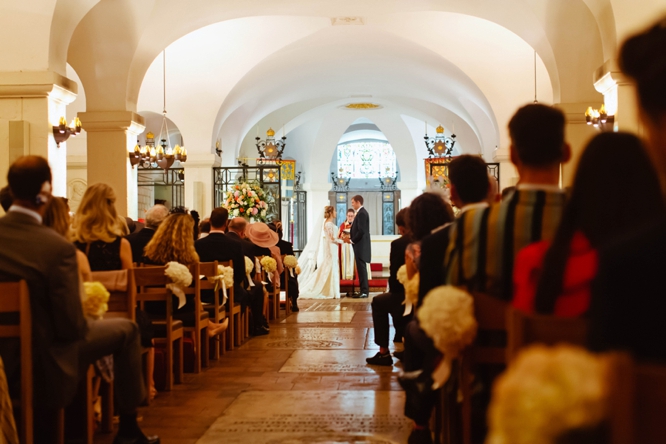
[351,206,371,294]
[0,211,145,416]
[125,227,155,264]
[371,234,411,348]
[588,219,666,361]
[418,226,451,307]
[276,239,299,302]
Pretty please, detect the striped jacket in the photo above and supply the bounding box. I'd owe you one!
[443,188,566,301]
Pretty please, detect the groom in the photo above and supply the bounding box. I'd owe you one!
[349,195,371,298]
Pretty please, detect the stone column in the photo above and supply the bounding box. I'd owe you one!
[397,180,419,208]
[183,153,217,217]
[77,111,145,218]
[554,103,599,187]
[594,62,642,135]
[0,71,77,194]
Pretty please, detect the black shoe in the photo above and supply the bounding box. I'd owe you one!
[366,351,393,366]
[358,293,369,298]
[251,327,269,336]
[113,432,160,444]
[351,291,361,298]
[393,350,404,361]
[291,298,299,312]
[408,428,433,444]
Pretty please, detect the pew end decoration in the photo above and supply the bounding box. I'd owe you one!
[82,281,110,319]
[283,255,298,277]
[208,265,234,304]
[486,345,609,444]
[417,285,477,388]
[165,261,193,309]
[260,257,277,274]
[397,264,420,315]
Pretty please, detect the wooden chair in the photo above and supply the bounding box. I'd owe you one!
[607,352,666,444]
[460,293,509,444]
[255,256,279,321]
[134,266,184,391]
[199,261,226,359]
[182,263,210,373]
[0,281,32,444]
[506,308,588,362]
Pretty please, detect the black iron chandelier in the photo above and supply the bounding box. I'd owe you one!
[256,128,286,160]
[424,125,456,158]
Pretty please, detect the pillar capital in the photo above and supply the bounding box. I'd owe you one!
[593,60,633,96]
[0,71,77,105]
[493,147,510,162]
[182,153,217,169]
[78,111,145,135]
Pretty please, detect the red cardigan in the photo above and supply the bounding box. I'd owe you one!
[512,231,597,317]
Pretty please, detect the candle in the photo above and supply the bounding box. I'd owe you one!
[425,121,427,135]
[452,122,455,134]
[256,125,258,137]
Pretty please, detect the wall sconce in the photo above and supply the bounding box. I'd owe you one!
[53,117,82,147]
[215,139,222,156]
[585,105,615,130]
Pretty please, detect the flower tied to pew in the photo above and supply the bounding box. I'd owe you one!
[260,256,278,284]
[207,265,234,305]
[283,255,298,277]
[295,265,301,275]
[245,256,255,287]
[82,281,110,319]
[486,345,609,444]
[164,261,193,309]
[397,264,420,316]
[417,285,477,389]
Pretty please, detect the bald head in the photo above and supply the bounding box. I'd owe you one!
[145,204,169,229]
[228,217,247,236]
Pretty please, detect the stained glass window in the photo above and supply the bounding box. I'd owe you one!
[336,142,397,179]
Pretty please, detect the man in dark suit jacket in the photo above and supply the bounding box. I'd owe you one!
[0,156,157,444]
[366,208,411,366]
[268,222,299,311]
[349,194,371,298]
[126,204,169,263]
[225,216,269,335]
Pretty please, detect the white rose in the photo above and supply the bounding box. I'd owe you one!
[233,209,239,216]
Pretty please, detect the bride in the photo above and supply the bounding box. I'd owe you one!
[298,205,343,299]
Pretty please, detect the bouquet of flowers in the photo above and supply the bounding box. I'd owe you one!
[222,182,269,222]
[283,255,298,277]
[397,264,419,311]
[417,285,477,387]
[244,256,256,287]
[207,265,234,304]
[295,265,301,275]
[487,345,609,444]
[165,261,193,309]
[260,256,277,273]
[82,281,110,319]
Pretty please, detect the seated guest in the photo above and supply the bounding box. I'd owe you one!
[143,213,228,337]
[198,218,211,239]
[226,217,270,334]
[513,132,665,317]
[71,183,133,271]
[443,103,570,300]
[190,210,200,241]
[588,19,666,361]
[246,222,284,276]
[0,156,158,444]
[126,204,169,264]
[418,155,491,304]
[268,221,300,311]
[43,196,92,282]
[365,208,411,366]
[195,208,267,336]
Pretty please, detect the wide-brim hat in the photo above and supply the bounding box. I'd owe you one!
[245,222,279,248]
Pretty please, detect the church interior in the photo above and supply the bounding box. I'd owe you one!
[1,1,666,443]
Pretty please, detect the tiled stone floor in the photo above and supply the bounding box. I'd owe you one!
[94,295,410,444]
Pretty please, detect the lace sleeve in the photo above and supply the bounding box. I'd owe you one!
[325,223,342,244]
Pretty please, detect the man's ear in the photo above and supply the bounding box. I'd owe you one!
[450,185,460,204]
[561,143,572,164]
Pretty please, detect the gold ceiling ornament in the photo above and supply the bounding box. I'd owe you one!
[344,103,381,110]
[266,128,275,137]
[436,125,445,134]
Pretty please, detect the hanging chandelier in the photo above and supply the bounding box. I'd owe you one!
[256,128,286,160]
[130,50,187,170]
[424,124,456,158]
[585,104,614,129]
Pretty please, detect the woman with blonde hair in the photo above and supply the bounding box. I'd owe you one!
[144,213,229,336]
[71,183,132,270]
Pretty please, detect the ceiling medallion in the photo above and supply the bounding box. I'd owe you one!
[344,103,382,110]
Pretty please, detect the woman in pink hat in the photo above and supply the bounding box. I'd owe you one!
[245,222,284,282]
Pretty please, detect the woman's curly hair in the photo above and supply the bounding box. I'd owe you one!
[144,213,199,265]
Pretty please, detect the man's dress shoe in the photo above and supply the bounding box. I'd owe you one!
[113,433,160,444]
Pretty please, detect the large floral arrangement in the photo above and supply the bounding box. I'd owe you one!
[487,345,609,444]
[165,261,193,309]
[417,285,477,387]
[222,182,268,222]
[82,282,110,319]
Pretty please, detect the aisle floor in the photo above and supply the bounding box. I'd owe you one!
[95,295,411,444]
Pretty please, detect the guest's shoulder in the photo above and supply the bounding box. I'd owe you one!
[601,218,666,268]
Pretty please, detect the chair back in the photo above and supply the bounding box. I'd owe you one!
[254,256,266,282]
[0,281,32,444]
[608,353,666,444]
[133,266,174,316]
[91,269,136,321]
[471,293,509,364]
[506,308,588,362]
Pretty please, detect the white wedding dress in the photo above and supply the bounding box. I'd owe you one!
[298,221,342,299]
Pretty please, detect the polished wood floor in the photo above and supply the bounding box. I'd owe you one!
[94,296,410,444]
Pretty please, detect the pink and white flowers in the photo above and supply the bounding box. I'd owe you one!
[222,182,270,222]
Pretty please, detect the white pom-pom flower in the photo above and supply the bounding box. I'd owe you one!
[165,261,193,309]
[260,256,277,273]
